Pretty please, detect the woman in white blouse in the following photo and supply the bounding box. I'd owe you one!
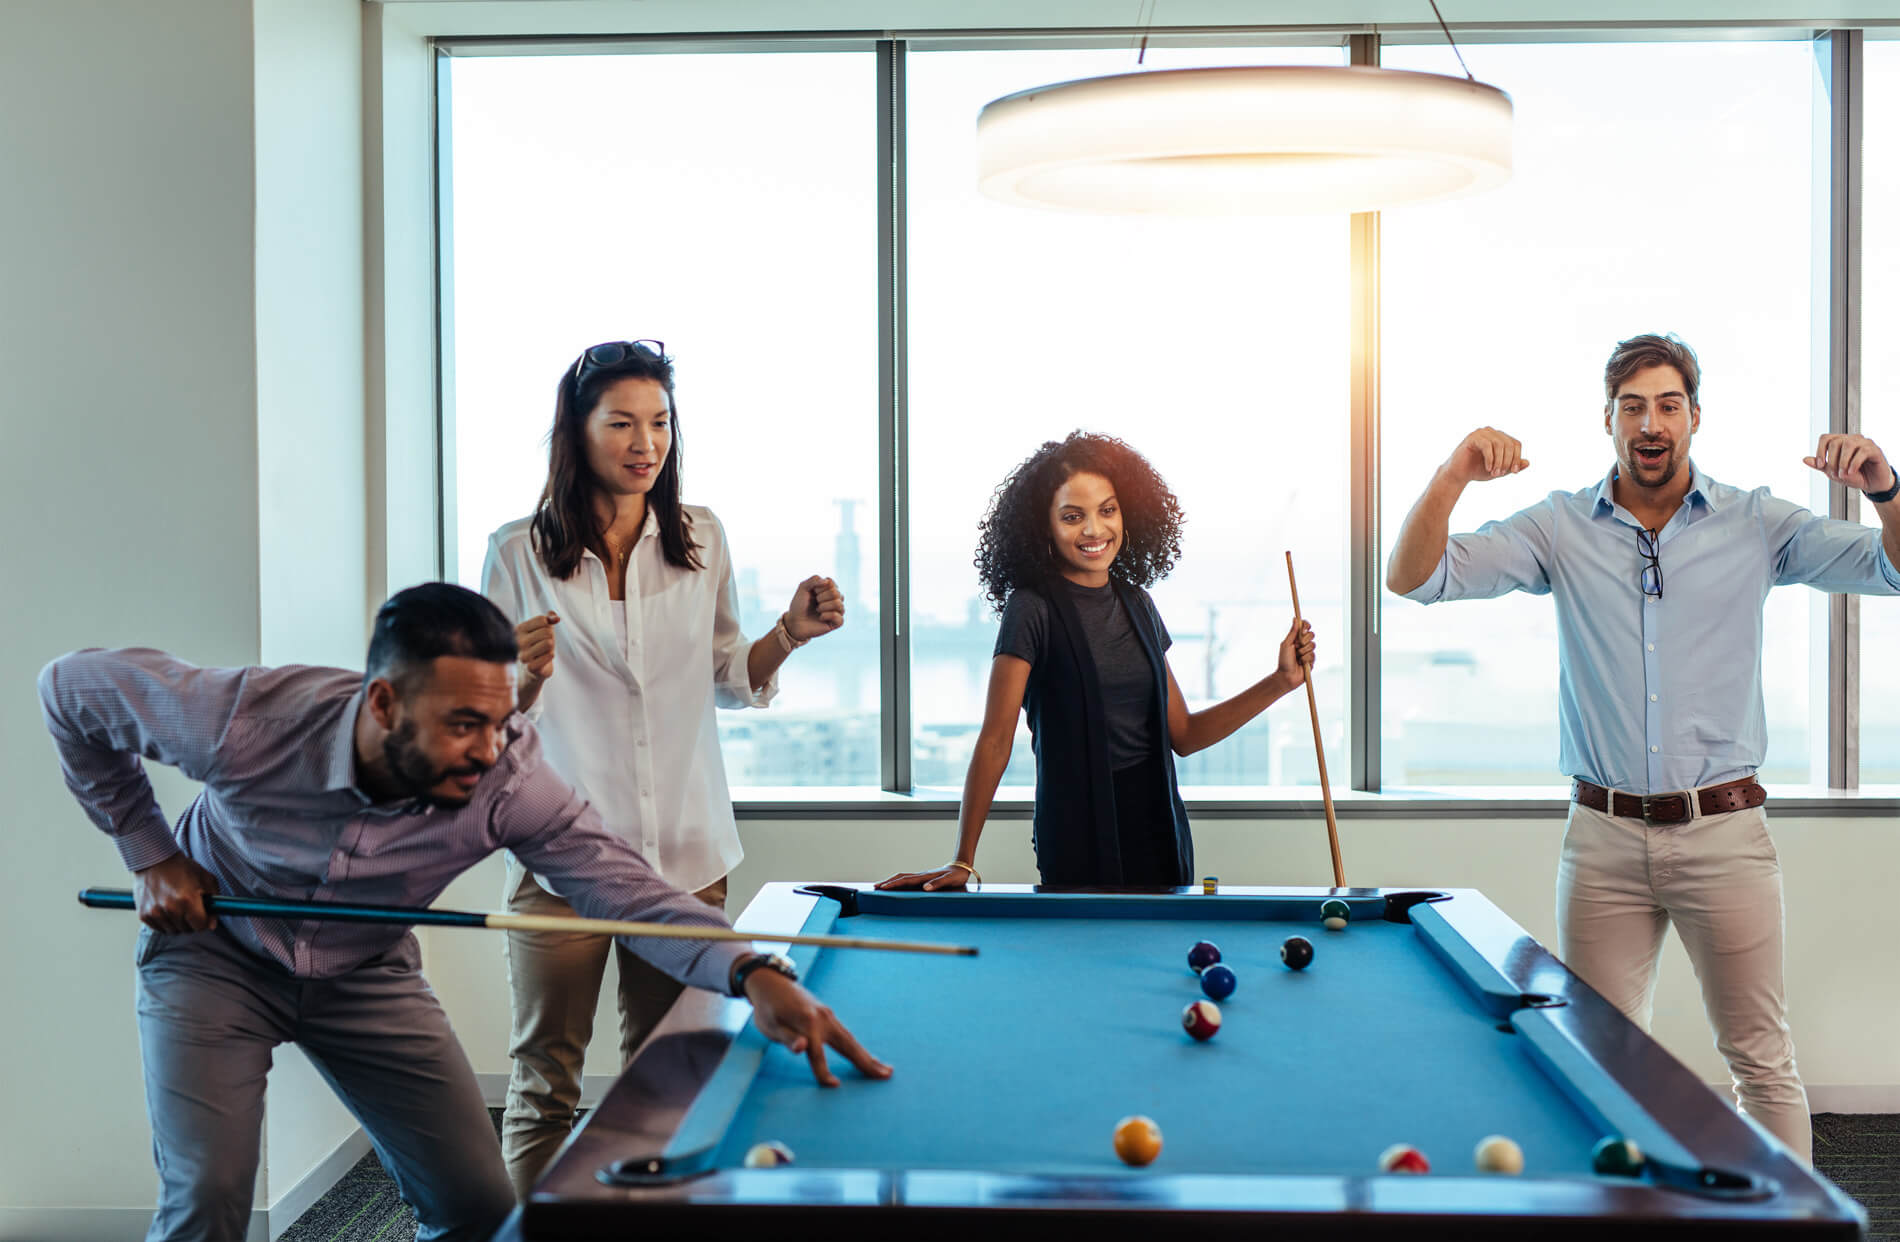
[481,339,844,1197]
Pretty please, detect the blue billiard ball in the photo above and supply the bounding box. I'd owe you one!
[1187,941,1222,974]
[1200,963,1237,1000]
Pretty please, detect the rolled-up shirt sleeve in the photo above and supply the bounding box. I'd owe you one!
[1766,493,1900,594]
[707,513,777,709]
[495,735,750,993]
[37,648,244,872]
[1401,500,1557,605]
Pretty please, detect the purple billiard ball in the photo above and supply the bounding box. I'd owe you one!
[1200,963,1237,1000]
[1187,941,1222,975]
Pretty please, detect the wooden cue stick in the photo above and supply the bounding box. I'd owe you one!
[76,888,978,957]
[1285,551,1346,888]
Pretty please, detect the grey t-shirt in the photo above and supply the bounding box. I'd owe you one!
[995,580,1172,771]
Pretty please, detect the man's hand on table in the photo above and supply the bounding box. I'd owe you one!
[742,969,892,1088]
[134,853,222,934]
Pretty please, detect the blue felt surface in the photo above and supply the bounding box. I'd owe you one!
[689,899,1614,1179]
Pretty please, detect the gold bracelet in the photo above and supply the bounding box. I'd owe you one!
[946,860,980,885]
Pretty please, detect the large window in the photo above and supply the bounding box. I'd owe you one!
[1378,39,1818,787]
[1860,39,1900,783]
[448,52,881,788]
[441,29,1886,802]
[905,45,1349,791]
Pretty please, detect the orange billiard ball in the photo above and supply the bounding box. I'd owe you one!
[1113,1115,1163,1166]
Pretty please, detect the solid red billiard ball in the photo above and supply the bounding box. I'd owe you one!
[1187,941,1222,974]
[1182,999,1222,1040]
[1378,1143,1431,1174]
[1114,1115,1163,1166]
[1280,936,1314,970]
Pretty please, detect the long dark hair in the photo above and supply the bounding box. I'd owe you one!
[973,431,1185,614]
[530,345,702,579]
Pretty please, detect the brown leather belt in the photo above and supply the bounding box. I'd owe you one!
[1571,775,1766,825]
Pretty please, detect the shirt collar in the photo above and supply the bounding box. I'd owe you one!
[326,684,368,793]
[582,508,662,563]
[1591,462,1717,519]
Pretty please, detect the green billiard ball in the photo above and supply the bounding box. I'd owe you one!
[1320,898,1351,931]
[1590,1136,1645,1177]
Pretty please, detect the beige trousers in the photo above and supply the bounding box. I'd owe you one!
[499,859,729,1198]
[1556,799,1809,1163]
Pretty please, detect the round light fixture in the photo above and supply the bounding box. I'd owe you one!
[977,65,1513,216]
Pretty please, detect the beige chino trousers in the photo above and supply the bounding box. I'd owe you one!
[1556,798,1810,1163]
[499,857,729,1198]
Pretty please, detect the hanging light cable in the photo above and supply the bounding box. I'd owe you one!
[976,4,1512,216]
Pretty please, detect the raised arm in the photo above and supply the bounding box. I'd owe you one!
[1165,618,1315,756]
[878,653,1031,892]
[1804,433,1900,577]
[1387,427,1529,595]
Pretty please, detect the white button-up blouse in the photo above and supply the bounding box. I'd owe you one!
[481,504,772,893]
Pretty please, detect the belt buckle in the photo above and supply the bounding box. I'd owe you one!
[1641,794,1682,826]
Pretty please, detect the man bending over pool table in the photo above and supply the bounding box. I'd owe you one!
[1386,332,1900,1165]
[38,582,890,1242]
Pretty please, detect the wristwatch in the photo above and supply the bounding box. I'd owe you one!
[730,951,798,996]
[1866,468,1900,505]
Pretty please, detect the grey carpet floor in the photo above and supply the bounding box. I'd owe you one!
[280,1111,1899,1241]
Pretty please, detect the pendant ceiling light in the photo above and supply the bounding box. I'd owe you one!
[976,62,1512,217]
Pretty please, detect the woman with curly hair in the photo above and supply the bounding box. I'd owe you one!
[880,431,1315,890]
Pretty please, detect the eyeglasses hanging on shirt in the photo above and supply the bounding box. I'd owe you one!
[1637,527,1664,600]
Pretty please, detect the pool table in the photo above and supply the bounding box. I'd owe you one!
[505,884,1865,1240]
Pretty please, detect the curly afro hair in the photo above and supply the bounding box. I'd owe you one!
[973,431,1185,613]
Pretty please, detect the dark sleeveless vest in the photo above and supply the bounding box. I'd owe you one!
[1019,578,1193,886]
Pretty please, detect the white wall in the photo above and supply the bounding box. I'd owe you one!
[426,812,1900,1111]
[0,2,262,1238]
[253,0,372,1227]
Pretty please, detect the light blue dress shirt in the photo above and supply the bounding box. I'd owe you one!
[1403,464,1900,794]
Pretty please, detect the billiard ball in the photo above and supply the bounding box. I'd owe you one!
[743,1140,795,1167]
[1474,1135,1524,1174]
[1199,963,1237,1000]
[1182,999,1222,1040]
[1187,940,1222,974]
[1113,1115,1163,1166]
[1590,1136,1645,1177]
[1378,1143,1431,1174]
[1280,935,1314,971]
[1320,898,1351,931]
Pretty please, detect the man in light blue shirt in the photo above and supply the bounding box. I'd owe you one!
[1387,333,1900,1164]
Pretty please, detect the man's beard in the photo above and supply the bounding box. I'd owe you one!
[382,719,484,805]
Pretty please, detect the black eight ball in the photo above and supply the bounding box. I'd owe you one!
[1280,935,1314,971]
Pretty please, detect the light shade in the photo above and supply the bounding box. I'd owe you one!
[977,65,1513,216]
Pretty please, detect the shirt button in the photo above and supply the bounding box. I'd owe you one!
[637,738,647,748]
[1650,745,1660,753]
[1650,694,1659,702]
[1647,643,1655,652]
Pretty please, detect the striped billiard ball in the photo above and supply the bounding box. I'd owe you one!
[1182,999,1222,1041]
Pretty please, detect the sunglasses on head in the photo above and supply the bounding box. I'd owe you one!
[571,339,666,386]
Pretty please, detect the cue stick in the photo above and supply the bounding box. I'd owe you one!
[1285,551,1346,887]
[76,888,978,957]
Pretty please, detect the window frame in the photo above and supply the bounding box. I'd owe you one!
[419,18,1900,817]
